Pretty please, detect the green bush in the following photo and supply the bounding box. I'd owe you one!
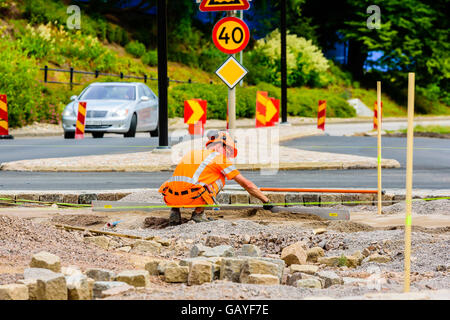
[106,24,117,43]
[168,83,356,120]
[125,41,146,58]
[247,29,330,88]
[23,0,67,26]
[142,50,158,66]
[16,23,54,59]
[198,47,227,73]
[287,88,356,118]
[0,42,43,127]
[117,28,130,46]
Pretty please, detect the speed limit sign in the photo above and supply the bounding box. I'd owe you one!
[212,17,250,55]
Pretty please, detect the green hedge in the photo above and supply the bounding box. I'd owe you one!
[125,41,146,58]
[142,50,158,66]
[168,82,356,120]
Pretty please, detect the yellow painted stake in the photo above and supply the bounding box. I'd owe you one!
[404,73,415,292]
[377,81,382,215]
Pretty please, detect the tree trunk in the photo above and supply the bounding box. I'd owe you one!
[347,39,368,80]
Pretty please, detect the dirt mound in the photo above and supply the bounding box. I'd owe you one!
[51,214,107,227]
[236,208,325,221]
[144,217,190,229]
[328,221,375,233]
[385,132,450,139]
[0,215,133,273]
[382,199,450,215]
[385,225,450,234]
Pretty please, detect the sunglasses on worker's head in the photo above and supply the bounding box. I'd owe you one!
[207,130,236,144]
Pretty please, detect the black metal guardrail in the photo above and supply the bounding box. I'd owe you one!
[40,66,213,89]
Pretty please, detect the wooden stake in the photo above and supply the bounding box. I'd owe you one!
[377,81,382,215]
[404,72,415,292]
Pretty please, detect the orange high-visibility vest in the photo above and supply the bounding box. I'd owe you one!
[159,149,240,206]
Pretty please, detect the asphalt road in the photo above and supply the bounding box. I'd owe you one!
[0,135,448,190]
[0,136,180,163]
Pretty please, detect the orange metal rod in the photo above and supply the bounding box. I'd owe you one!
[260,188,381,194]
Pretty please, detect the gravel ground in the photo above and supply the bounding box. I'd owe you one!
[0,215,134,279]
[0,201,448,299]
[382,199,450,215]
[106,277,449,300]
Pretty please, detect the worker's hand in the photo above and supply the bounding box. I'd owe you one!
[262,202,274,211]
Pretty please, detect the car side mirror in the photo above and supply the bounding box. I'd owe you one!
[70,95,78,101]
[141,96,150,101]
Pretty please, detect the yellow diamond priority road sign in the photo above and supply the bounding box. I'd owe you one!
[215,56,248,89]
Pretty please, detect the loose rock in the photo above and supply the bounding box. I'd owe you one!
[132,240,161,254]
[316,271,343,288]
[289,264,319,275]
[0,284,29,300]
[220,258,246,282]
[205,235,230,247]
[317,256,341,267]
[36,273,68,300]
[144,259,164,276]
[115,270,150,287]
[93,281,129,299]
[17,279,38,300]
[30,251,61,273]
[157,261,179,275]
[83,236,111,250]
[247,274,279,285]
[100,284,134,298]
[296,278,322,289]
[164,266,189,283]
[188,261,213,286]
[237,244,261,257]
[306,247,325,263]
[368,253,392,263]
[86,268,115,282]
[281,242,307,266]
[240,259,280,283]
[66,274,91,300]
[203,245,235,258]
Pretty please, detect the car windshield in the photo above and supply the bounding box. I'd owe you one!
[79,85,136,100]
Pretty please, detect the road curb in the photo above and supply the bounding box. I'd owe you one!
[1,189,448,207]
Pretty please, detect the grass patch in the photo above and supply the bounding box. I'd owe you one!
[392,125,450,134]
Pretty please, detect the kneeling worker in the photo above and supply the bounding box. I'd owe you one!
[159,130,273,225]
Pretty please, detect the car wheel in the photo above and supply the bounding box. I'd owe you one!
[64,131,75,139]
[150,126,158,137]
[124,114,137,138]
[92,132,104,138]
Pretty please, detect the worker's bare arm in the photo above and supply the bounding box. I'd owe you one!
[233,174,270,203]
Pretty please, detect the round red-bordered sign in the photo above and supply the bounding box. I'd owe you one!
[212,17,250,55]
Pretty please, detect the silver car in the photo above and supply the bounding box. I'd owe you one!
[62,82,159,138]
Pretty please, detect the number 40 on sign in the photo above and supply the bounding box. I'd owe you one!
[212,17,250,55]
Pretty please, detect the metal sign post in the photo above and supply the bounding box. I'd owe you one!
[157,0,169,149]
[377,81,382,214]
[227,11,236,130]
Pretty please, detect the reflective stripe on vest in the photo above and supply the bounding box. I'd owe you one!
[221,165,236,176]
[191,152,219,184]
[168,151,220,187]
[215,178,223,191]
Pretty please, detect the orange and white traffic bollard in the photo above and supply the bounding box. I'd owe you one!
[255,91,268,128]
[317,100,326,131]
[0,94,13,139]
[184,99,207,136]
[75,102,87,139]
[373,101,383,130]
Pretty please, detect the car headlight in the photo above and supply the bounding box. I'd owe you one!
[111,109,129,117]
[62,108,75,117]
